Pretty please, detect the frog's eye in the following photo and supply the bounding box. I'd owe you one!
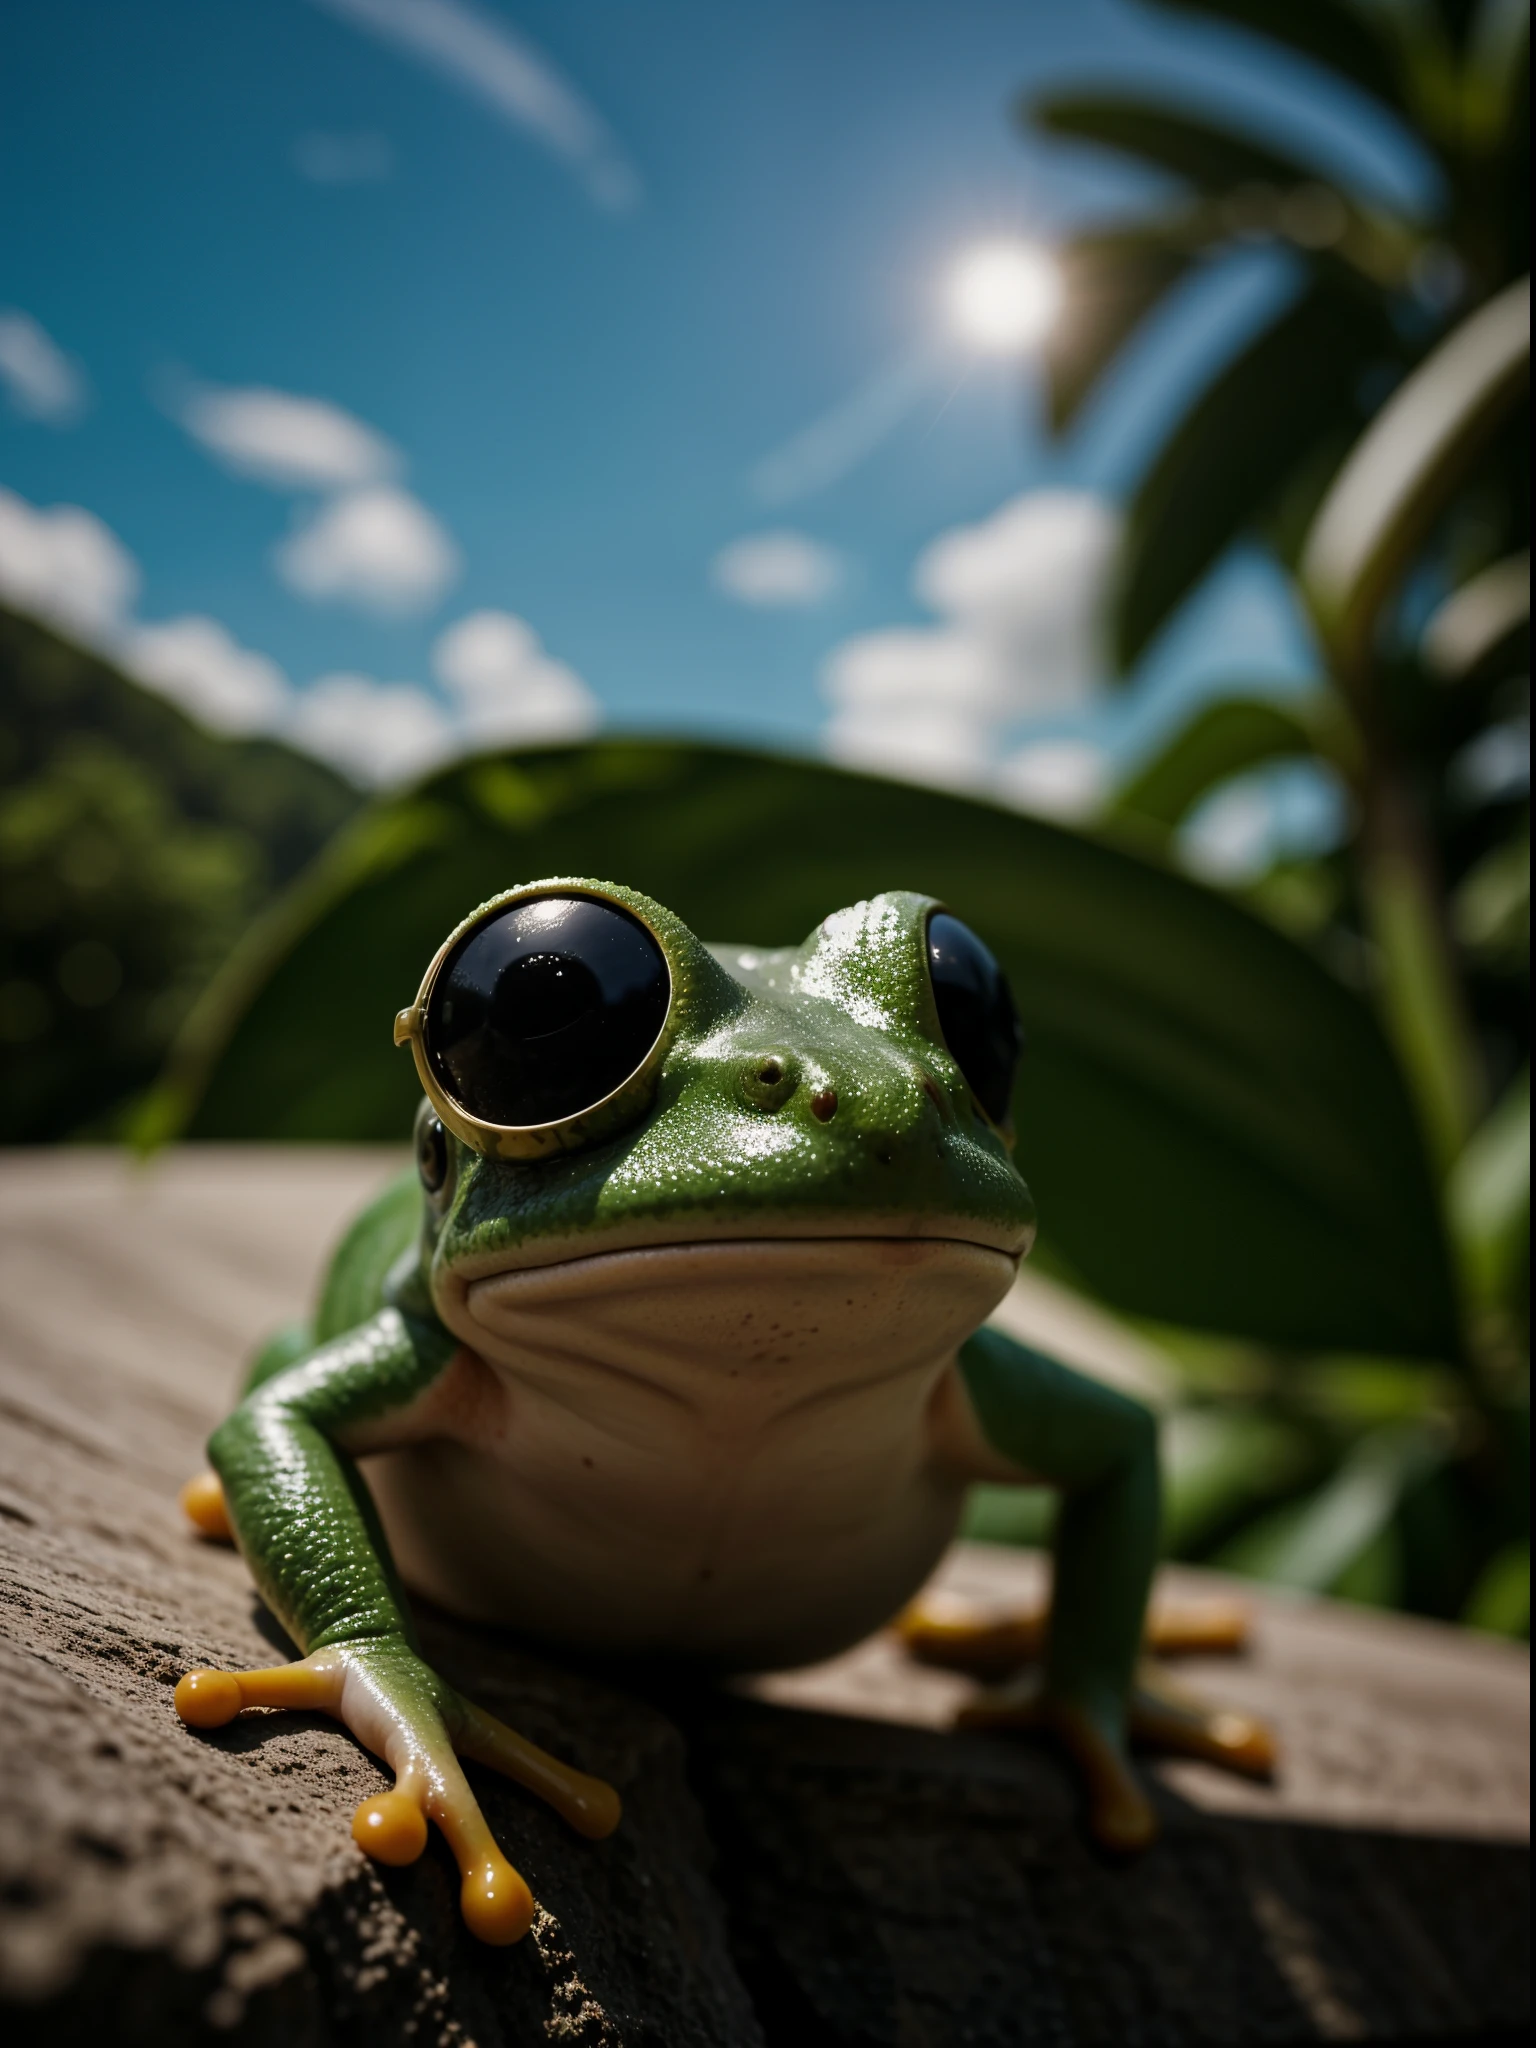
[415,1105,450,1196]
[926,911,1023,1127]
[424,893,671,1131]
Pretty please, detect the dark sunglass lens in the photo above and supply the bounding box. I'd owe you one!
[425,895,670,1128]
[926,912,1023,1126]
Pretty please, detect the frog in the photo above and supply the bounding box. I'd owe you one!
[175,877,1271,1944]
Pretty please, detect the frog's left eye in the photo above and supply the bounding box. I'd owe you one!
[926,911,1023,1127]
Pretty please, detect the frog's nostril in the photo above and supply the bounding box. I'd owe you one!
[742,1051,799,1112]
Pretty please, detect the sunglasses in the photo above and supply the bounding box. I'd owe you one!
[396,883,1023,1163]
[394,884,675,1160]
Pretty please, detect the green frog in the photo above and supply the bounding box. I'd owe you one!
[175,878,1270,1944]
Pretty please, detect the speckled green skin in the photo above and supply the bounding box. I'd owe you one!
[210,882,1157,1755]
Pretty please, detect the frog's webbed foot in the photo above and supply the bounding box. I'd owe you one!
[175,1642,620,1944]
[956,1674,1158,1852]
[951,1659,1276,1853]
[909,1589,1274,1852]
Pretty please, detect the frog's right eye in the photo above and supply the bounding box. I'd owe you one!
[418,891,672,1142]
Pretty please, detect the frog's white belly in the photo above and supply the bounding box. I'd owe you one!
[363,1237,1014,1670]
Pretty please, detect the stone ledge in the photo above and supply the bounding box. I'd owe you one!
[0,1149,1527,2045]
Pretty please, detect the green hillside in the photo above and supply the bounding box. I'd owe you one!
[0,605,360,1141]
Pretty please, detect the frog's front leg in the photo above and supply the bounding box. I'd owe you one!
[174,1310,620,1943]
[934,1326,1165,1851]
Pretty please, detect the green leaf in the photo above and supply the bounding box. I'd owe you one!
[1117,278,1393,666]
[143,741,1460,1358]
[1216,1420,1444,1590]
[1464,0,1531,154]
[1045,222,1199,432]
[1031,92,1355,195]
[1160,1405,1315,1553]
[1447,1067,1531,1310]
[1112,695,1329,832]
[1462,1539,1531,1635]
[1144,0,1416,122]
[1301,276,1531,681]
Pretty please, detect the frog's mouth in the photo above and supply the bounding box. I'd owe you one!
[434,1235,1019,1391]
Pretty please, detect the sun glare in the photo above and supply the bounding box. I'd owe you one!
[948,240,1062,352]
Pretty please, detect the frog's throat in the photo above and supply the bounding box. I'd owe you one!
[433,1236,1019,1394]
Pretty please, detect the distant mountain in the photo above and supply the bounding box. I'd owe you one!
[0,605,361,1141]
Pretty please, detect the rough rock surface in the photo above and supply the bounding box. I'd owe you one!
[0,1150,1528,2046]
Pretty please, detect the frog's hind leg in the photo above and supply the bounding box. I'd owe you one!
[180,1323,315,1539]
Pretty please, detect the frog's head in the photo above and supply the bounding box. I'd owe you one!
[396,880,1035,1386]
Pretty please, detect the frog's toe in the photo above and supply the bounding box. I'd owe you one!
[1129,1662,1277,1778]
[895,1592,1047,1676]
[174,1652,344,1727]
[427,1770,535,1944]
[353,1785,429,1865]
[179,1469,233,1541]
[456,1696,622,1840]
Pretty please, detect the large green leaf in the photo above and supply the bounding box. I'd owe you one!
[144,741,1459,1358]
[1117,277,1393,666]
[1145,0,1415,121]
[1112,694,1331,832]
[1302,275,1531,680]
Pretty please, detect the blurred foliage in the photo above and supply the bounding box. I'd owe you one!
[0,606,360,1140]
[1022,0,1529,1630]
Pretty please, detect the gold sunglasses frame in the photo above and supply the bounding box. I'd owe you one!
[393,881,678,1162]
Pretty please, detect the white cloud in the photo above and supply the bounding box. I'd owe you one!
[712,531,844,609]
[310,0,641,211]
[433,608,599,745]
[0,311,90,424]
[1180,780,1275,884]
[1180,761,1350,882]
[124,616,291,738]
[288,672,456,785]
[174,381,400,491]
[998,739,1109,822]
[0,485,138,638]
[914,490,1120,709]
[821,488,1121,795]
[275,484,460,615]
[0,483,591,787]
[291,130,395,183]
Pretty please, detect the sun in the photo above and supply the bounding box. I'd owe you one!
[947,240,1062,353]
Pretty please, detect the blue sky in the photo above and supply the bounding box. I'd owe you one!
[0,0,1433,839]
